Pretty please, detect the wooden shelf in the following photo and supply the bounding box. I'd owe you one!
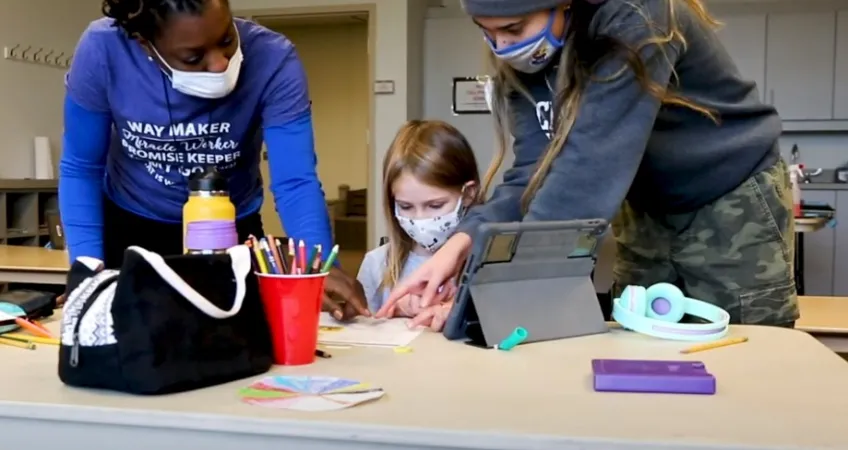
[0,180,57,248]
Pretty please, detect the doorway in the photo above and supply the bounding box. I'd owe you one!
[250,12,371,266]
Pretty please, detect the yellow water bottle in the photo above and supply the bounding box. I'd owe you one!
[182,167,236,253]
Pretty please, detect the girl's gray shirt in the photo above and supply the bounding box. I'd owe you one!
[356,244,430,313]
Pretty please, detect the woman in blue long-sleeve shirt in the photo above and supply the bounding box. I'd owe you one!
[60,0,369,318]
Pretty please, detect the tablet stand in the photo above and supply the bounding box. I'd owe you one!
[461,227,609,348]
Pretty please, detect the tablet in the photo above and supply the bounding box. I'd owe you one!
[443,219,609,343]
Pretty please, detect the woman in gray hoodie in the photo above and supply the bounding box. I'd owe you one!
[377,0,797,329]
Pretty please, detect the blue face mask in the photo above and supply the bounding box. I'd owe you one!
[486,9,566,73]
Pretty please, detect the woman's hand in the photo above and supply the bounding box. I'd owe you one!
[375,232,472,318]
[322,267,371,321]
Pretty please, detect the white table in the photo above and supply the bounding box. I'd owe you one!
[0,245,68,285]
[797,296,848,353]
[1,319,848,449]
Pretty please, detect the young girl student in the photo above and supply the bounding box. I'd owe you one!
[357,120,479,328]
[379,0,797,328]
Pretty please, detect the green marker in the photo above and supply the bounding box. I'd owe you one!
[320,244,339,273]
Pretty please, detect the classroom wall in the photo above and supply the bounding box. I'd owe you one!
[233,0,425,247]
[0,0,103,179]
[274,22,370,197]
[256,20,370,237]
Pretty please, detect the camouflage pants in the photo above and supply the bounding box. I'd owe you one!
[611,159,799,325]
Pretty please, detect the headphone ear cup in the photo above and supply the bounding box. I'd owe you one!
[620,285,648,316]
[644,283,686,322]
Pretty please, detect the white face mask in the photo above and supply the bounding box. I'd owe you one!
[151,33,243,99]
[395,198,464,253]
[487,10,564,74]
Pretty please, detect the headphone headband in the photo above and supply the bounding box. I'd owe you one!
[612,283,729,342]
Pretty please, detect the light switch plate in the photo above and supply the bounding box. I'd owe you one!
[373,80,395,94]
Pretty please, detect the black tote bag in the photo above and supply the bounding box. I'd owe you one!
[58,245,273,394]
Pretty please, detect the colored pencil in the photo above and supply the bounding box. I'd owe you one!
[260,239,281,274]
[297,240,307,275]
[15,318,53,339]
[309,244,323,274]
[250,235,268,273]
[680,336,748,354]
[1,333,59,346]
[288,238,297,274]
[0,336,34,350]
[320,245,339,273]
[267,235,287,273]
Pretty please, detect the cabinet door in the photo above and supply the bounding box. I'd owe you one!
[801,190,836,296]
[765,12,836,120]
[832,192,848,294]
[715,14,767,103]
[835,11,848,119]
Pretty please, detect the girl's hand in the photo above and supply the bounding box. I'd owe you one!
[408,300,454,331]
[375,233,472,318]
[392,293,422,318]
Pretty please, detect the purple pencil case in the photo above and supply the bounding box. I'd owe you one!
[592,359,716,395]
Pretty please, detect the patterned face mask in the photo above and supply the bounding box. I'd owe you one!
[486,9,565,74]
[395,198,464,252]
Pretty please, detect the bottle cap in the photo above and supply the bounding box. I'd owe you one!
[188,166,228,192]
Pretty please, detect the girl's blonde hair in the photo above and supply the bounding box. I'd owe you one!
[380,120,481,290]
[482,0,720,211]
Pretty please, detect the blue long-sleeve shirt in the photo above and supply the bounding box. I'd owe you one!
[60,18,332,261]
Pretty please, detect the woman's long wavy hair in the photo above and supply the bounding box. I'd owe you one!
[482,0,719,211]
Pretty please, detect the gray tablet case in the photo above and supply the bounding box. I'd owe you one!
[446,220,610,348]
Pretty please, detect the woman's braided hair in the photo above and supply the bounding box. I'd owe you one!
[101,0,214,40]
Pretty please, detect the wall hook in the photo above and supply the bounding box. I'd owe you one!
[21,46,32,60]
[53,51,64,65]
[33,48,43,62]
[43,50,54,64]
[9,44,20,58]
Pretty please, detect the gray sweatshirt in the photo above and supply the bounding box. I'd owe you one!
[456,0,780,237]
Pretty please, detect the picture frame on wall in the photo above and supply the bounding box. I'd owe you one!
[452,77,490,115]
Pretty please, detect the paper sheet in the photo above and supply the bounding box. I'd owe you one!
[318,313,423,348]
[239,375,384,412]
[33,136,54,179]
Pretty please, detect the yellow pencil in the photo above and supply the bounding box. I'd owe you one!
[681,336,748,354]
[251,238,268,273]
[0,336,35,350]
[1,333,59,346]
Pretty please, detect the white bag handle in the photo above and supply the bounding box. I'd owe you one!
[127,245,251,319]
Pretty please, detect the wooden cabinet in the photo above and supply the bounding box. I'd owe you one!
[801,190,836,296]
[715,14,767,103]
[834,11,848,119]
[765,12,836,121]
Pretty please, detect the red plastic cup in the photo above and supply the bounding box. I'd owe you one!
[256,272,328,365]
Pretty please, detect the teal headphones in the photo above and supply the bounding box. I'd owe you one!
[612,283,730,342]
